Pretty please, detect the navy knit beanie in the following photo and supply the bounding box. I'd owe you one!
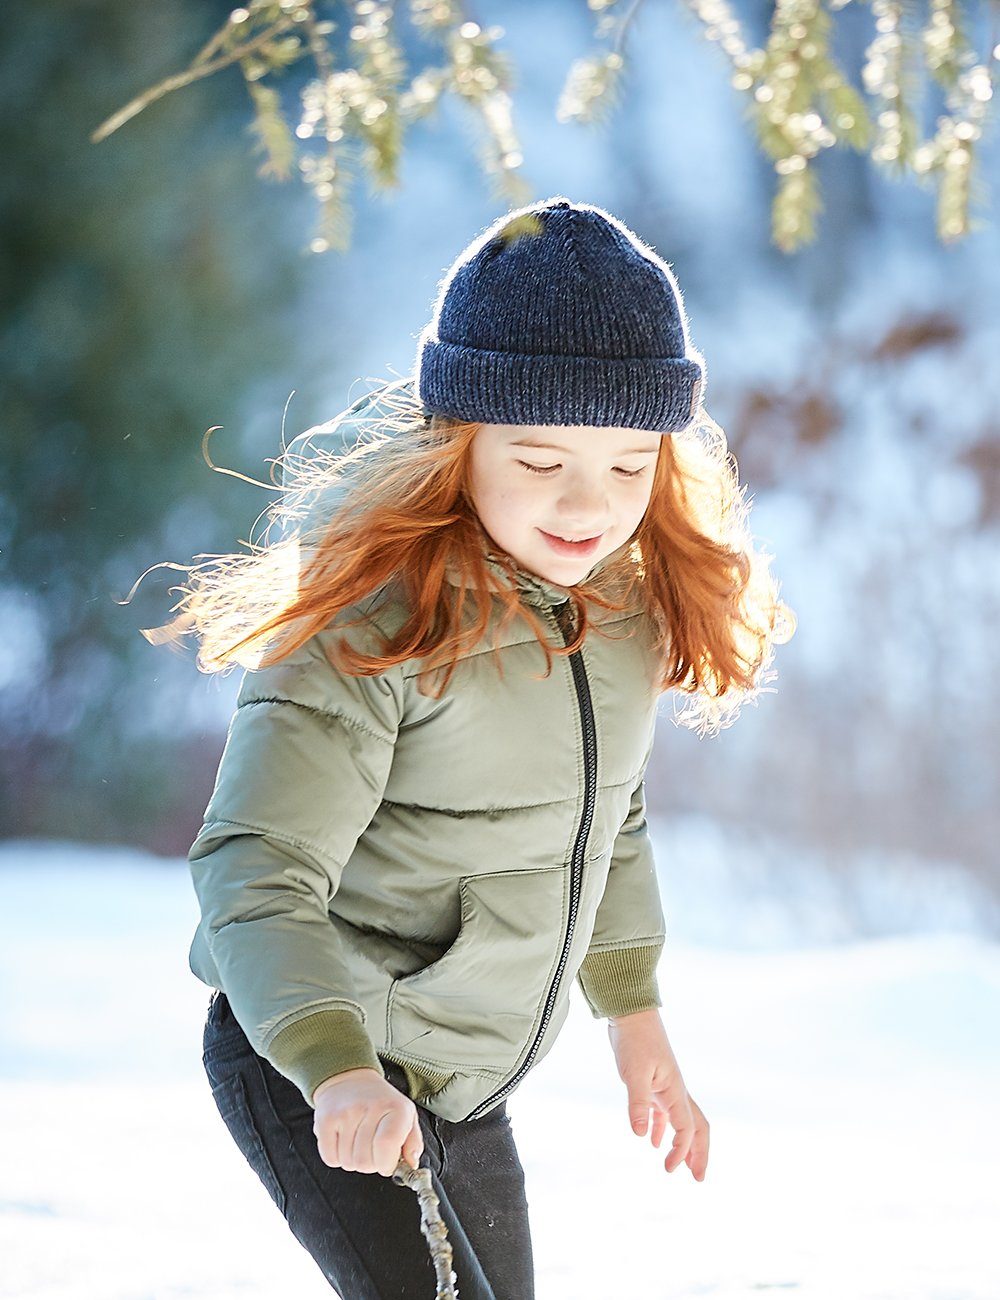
[415,195,705,433]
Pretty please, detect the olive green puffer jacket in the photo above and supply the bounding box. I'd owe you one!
[186,392,667,1123]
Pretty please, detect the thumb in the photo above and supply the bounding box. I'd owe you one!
[629,1097,651,1135]
[401,1113,424,1170]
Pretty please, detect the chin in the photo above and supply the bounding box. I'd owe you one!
[537,559,592,585]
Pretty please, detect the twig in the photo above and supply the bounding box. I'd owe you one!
[90,17,297,143]
[392,1158,460,1299]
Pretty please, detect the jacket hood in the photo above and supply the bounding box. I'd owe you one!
[283,377,632,611]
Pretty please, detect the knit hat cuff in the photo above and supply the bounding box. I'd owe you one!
[418,338,704,433]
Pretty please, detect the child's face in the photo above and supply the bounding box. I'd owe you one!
[468,422,661,587]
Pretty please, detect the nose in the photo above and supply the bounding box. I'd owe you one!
[555,473,609,530]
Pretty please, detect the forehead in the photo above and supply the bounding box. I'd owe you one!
[482,423,661,454]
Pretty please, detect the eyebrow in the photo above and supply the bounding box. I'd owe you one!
[509,439,660,456]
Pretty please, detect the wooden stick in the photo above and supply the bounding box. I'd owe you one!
[391,1159,460,1299]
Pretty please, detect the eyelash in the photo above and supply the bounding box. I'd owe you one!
[516,460,646,479]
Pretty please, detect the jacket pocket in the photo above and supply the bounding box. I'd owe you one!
[209,1070,288,1216]
[387,865,566,1072]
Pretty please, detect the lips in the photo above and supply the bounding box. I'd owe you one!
[538,529,604,557]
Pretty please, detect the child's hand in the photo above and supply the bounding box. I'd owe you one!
[312,1067,424,1177]
[607,1008,709,1181]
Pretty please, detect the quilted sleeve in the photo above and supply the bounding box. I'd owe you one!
[576,739,666,1020]
[187,618,404,1106]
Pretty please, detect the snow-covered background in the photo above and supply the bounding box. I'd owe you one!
[2,833,997,1300]
[5,0,1000,1295]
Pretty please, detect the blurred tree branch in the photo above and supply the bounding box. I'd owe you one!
[92,0,998,253]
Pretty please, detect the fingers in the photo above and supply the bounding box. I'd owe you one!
[314,1124,339,1170]
[402,1113,425,1171]
[630,1093,705,1177]
[349,1109,388,1175]
[408,1113,425,1169]
[377,1108,423,1176]
[351,1108,413,1177]
[662,1123,692,1173]
[685,1099,711,1180]
[629,1097,665,1149]
[315,1096,424,1177]
[649,1107,668,1149]
[655,1099,709,1179]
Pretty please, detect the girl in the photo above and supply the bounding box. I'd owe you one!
[154,195,793,1299]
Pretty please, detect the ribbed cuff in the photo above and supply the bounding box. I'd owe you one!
[577,943,663,1019]
[266,1008,385,1108]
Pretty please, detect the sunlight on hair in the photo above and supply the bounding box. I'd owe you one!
[130,377,795,735]
[136,537,306,673]
[658,405,797,735]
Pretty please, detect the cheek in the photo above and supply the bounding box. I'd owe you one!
[621,480,655,526]
[480,472,542,524]
[469,479,524,547]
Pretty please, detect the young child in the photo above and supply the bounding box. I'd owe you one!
[166,195,792,1299]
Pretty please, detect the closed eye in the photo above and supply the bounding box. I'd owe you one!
[516,460,646,479]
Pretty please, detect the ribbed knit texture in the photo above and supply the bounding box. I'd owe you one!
[576,942,663,1019]
[266,1007,457,1109]
[380,1056,456,1104]
[266,940,663,1107]
[267,1007,385,1107]
[416,195,706,432]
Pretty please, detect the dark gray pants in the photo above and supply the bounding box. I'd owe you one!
[202,991,536,1299]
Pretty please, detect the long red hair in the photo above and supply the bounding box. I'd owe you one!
[137,378,795,735]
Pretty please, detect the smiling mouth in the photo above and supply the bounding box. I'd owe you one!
[538,529,605,554]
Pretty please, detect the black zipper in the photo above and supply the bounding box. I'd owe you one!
[465,601,598,1120]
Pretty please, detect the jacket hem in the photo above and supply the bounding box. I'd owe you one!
[377,1051,456,1105]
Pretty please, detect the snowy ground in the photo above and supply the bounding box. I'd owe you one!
[0,832,997,1300]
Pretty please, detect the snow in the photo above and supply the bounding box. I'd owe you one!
[1,838,997,1300]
